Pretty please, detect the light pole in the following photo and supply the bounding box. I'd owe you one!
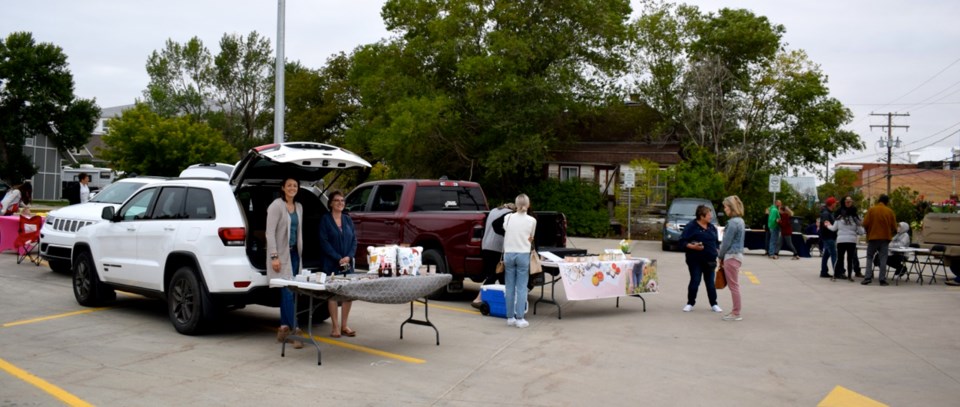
[273,0,286,144]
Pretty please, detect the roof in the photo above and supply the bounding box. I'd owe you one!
[547,142,681,166]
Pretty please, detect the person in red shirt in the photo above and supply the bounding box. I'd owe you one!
[777,205,800,260]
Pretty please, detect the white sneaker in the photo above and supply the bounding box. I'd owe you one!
[506,317,517,327]
[515,319,530,328]
[682,304,693,312]
[722,313,742,321]
[711,305,723,313]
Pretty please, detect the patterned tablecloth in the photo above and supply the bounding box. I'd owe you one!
[270,274,452,304]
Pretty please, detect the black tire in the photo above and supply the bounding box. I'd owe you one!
[73,251,115,306]
[422,249,451,300]
[49,259,72,274]
[479,302,490,316]
[168,267,207,335]
[662,241,671,251]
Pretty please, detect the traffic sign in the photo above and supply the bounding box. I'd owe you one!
[622,169,635,188]
[768,175,782,193]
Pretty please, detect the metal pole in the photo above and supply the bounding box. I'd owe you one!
[627,187,632,238]
[273,0,286,144]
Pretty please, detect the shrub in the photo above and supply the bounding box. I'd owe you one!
[528,179,610,237]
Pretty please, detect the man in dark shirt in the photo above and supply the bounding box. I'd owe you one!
[818,197,839,278]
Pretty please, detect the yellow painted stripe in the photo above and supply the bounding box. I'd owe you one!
[413,301,481,315]
[0,357,94,407]
[818,385,888,407]
[743,271,760,285]
[2,308,111,328]
[309,334,426,364]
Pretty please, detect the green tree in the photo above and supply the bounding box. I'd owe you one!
[528,179,609,237]
[0,32,100,183]
[143,32,274,155]
[629,4,864,195]
[667,146,725,201]
[100,104,237,176]
[887,186,920,227]
[344,0,633,196]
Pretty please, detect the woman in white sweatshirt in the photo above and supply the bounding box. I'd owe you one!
[502,194,537,329]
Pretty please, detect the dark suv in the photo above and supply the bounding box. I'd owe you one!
[662,198,719,251]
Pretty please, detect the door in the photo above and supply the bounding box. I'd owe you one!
[99,187,158,286]
[363,184,404,246]
[135,186,186,291]
[344,185,375,267]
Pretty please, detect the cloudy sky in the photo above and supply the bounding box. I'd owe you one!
[4,0,960,170]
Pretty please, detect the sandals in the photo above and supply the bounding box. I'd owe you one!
[341,328,357,337]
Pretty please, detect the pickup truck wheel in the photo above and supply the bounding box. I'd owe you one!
[423,249,451,299]
[168,267,207,335]
[49,259,72,274]
[73,251,115,306]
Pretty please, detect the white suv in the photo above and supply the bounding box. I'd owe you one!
[41,177,165,273]
[71,142,370,334]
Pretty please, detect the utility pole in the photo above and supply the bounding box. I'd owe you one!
[870,112,909,195]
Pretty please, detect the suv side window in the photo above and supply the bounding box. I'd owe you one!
[119,188,158,221]
[371,185,403,212]
[153,187,186,219]
[184,188,215,219]
[345,185,374,213]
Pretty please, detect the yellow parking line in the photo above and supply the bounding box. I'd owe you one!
[2,308,111,328]
[743,271,760,285]
[0,357,93,407]
[264,327,426,364]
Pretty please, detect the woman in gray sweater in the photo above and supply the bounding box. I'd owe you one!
[831,197,863,282]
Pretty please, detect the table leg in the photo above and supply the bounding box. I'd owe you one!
[615,294,646,312]
[533,272,562,319]
[401,299,440,346]
[283,291,322,365]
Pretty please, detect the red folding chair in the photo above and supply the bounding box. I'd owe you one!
[15,214,43,266]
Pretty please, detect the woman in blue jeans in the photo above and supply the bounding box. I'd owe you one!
[502,194,537,328]
[680,205,721,313]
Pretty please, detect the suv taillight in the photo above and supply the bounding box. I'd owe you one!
[218,227,246,246]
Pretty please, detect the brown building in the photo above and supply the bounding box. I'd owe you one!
[839,162,959,203]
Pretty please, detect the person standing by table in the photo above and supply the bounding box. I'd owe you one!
[833,196,864,281]
[818,197,839,279]
[472,202,515,308]
[681,205,722,313]
[319,190,358,338]
[266,177,304,348]
[78,172,92,204]
[503,194,536,328]
[1,181,32,216]
[862,194,898,286]
[777,204,800,260]
[718,196,746,321]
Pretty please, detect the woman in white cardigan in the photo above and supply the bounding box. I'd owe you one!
[266,178,304,348]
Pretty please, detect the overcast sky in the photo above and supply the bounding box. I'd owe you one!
[4,0,960,170]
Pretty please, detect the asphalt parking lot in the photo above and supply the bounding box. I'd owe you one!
[1,238,958,406]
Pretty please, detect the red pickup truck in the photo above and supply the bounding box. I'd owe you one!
[344,179,570,296]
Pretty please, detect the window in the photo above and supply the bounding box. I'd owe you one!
[646,169,668,206]
[119,188,158,221]
[25,137,34,146]
[101,119,110,133]
[597,168,615,196]
[153,187,186,219]
[184,188,215,219]
[344,186,373,213]
[560,166,579,182]
[412,186,485,211]
[371,185,403,212]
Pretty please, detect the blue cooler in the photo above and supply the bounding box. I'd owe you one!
[480,284,507,318]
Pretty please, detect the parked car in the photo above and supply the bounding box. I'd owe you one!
[71,142,370,334]
[40,177,166,273]
[661,197,720,251]
[179,162,235,179]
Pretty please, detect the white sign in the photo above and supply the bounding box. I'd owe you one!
[622,169,635,188]
[768,175,782,193]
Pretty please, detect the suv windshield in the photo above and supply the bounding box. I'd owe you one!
[90,180,149,204]
[669,200,718,223]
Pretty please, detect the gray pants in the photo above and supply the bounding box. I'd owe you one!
[864,240,890,281]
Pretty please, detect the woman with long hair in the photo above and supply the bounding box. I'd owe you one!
[502,194,537,328]
[1,181,32,216]
[833,196,864,281]
[719,196,746,321]
[266,177,304,348]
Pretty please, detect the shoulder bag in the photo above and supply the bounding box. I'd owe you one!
[715,264,727,289]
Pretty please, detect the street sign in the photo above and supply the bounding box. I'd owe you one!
[622,169,635,188]
[768,175,782,193]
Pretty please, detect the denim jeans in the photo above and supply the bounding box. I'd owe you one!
[686,259,718,307]
[280,250,300,328]
[865,240,890,281]
[820,239,837,277]
[504,252,530,319]
[768,226,780,256]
